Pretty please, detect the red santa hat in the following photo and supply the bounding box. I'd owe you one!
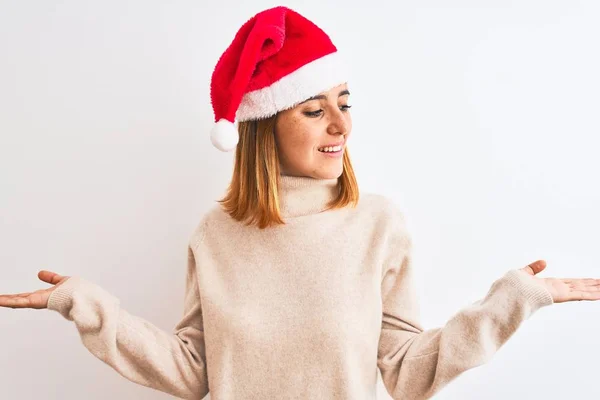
[209,5,351,152]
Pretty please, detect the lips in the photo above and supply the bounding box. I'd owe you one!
[318,141,345,149]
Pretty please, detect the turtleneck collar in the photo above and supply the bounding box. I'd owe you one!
[278,175,340,218]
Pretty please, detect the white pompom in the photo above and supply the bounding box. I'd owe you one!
[210,119,239,152]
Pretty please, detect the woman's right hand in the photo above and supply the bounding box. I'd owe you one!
[0,270,70,309]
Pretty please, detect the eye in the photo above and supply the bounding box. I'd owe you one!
[303,105,352,118]
[304,109,323,117]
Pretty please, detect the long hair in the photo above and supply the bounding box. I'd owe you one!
[217,114,359,229]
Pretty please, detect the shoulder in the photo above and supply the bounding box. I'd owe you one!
[358,191,409,228]
[357,191,412,251]
[358,192,414,275]
[187,203,230,250]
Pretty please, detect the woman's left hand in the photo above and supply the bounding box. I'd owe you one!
[521,260,600,304]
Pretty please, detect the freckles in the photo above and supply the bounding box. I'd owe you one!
[290,115,303,125]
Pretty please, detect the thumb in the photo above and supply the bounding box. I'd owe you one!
[38,270,69,285]
[520,259,547,276]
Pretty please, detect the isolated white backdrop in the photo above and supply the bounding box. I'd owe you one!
[1,1,598,399]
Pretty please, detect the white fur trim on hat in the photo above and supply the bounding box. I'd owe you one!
[235,51,351,122]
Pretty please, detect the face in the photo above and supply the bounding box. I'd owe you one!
[273,83,352,179]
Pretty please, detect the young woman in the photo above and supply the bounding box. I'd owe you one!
[1,6,598,400]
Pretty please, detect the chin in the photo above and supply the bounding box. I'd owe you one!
[313,167,343,180]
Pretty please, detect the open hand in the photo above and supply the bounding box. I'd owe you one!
[0,270,70,309]
[521,260,600,304]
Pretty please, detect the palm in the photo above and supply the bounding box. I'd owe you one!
[521,260,600,304]
[0,270,70,309]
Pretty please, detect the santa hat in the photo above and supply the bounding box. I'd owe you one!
[209,5,351,152]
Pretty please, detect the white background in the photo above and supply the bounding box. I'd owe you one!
[1,1,598,399]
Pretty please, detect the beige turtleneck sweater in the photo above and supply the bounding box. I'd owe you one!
[47,175,554,400]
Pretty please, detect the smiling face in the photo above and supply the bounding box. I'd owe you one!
[273,83,352,179]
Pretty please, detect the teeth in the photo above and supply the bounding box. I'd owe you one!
[318,145,343,152]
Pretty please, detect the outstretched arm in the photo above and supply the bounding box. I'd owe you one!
[378,262,552,400]
[47,243,209,400]
[376,210,553,400]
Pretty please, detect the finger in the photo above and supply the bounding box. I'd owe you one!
[563,278,600,289]
[38,270,66,285]
[571,290,600,302]
[0,292,32,298]
[522,260,546,275]
[573,285,600,294]
[0,295,34,309]
[578,278,600,287]
[556,278,600,286]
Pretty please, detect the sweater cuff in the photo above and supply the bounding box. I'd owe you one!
[502,269,554,309]
[47,276,86,319]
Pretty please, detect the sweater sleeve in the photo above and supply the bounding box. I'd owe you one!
[376,210,554,400]
[46,242,209,400]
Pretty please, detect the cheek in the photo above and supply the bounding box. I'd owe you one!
[276,115,323,162]
[287,136,317,160]
[283,122,317,151]
[344,114,353,131]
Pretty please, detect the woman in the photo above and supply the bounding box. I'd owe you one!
[1,5,598,400]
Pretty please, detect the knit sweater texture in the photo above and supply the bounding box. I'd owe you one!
[47,175,554,399]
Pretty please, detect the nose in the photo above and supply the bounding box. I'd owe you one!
[326,108,350,137]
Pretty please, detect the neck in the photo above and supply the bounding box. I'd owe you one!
[278,175,340,218]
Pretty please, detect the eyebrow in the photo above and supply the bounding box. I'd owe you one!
[298,89,350,104]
